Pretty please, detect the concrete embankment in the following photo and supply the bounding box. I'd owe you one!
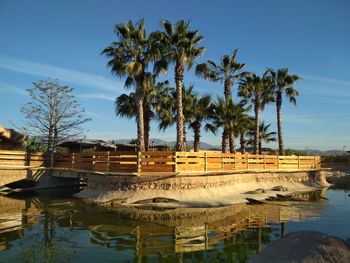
[323,166,350,188]
[0,167,80,191]
[75,169,329,206]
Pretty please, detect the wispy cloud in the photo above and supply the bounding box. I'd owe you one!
[299,74,350,99]
[283,114,323,124]
[78,92,116,101]
[0,55,123,92]
[85,111,116,124]
[300,74,350,87]
[0,81,27,96]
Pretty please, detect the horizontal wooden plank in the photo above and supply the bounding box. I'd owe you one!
[176,157,205,162]
[0,150,26,154]
[140,157,174,162]
[176,152,205,157]
[141,167,175,172]
[141,151,175,156]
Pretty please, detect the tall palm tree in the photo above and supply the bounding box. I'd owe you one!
[156,20,205,151]
[247,121,277,154]
[267,68,300,155]
[196,49,246,153]
[102,19,159,151]
[238,73,274,154]
[188,95,213,152]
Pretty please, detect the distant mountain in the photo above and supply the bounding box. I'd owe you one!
[105,139,349,155]
[285,149,347,156]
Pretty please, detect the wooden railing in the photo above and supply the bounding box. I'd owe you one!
[0,150,46,167]
[54,151,321,174]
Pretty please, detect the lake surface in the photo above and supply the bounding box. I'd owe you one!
[0,188,349,263]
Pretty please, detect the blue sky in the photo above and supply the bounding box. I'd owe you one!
[0,0,349,150]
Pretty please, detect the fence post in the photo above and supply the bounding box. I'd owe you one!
[246,154,249,170]
[314,156,316,169]
[92,152,96,171]
[263,155,266,170]
[221,153,224,171]
[106,151,110,172]
[204,152,207,173]
[277,156,280,170]
[24,150,29,167]
[174,152,177,173]
[233,153,236,171]
[137,151,141,175]
[72,153,75,169]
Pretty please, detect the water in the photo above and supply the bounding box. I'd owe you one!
[0,188,349,262]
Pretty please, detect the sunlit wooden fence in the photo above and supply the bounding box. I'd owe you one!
[0,150,46,167]
[54,151,321,174]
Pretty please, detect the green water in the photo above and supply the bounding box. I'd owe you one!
[0,188,349,263]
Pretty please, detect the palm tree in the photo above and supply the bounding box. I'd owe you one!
[156,20,205,151]
[209,98,247,153]
[267,68,300,155]
[196,49,246,153]
[102,19,159,151]
[188,95,213,152]
[238,73,274,154]
[236,113,254,154]
[247,121,277,154]
[157,85,196,148]
[115,80,170,150]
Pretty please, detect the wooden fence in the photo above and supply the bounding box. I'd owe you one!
[0,150,46,167]
[54,151,321,174]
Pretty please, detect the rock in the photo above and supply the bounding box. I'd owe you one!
[244,188,266,194]
[246,198,265,205]
[248,231,350,263]
[271,185,288,192]
[133,197,179,204]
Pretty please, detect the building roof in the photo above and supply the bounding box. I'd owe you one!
[58,140,117,149]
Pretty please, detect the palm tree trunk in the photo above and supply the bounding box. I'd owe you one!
[135,88,145,151]
[224,79,232,102]
[229,133,235,153]
[183,123,187,149]
[259,140,262,155]
[254,100,260,155]
[240,133,246,154]
[276,91,284,155]
[175,63,185,151]
[143,105,151,151]
[224,79,233,153]
[193,122,201,152]
[222,129,229,153]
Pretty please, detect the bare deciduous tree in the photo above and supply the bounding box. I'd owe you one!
[21,79,90,166]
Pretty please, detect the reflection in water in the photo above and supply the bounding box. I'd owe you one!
[0,189,330,262]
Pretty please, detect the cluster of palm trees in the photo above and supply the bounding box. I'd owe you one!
[102,19,299,155]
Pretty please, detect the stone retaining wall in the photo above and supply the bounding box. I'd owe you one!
[75,170,329,205]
